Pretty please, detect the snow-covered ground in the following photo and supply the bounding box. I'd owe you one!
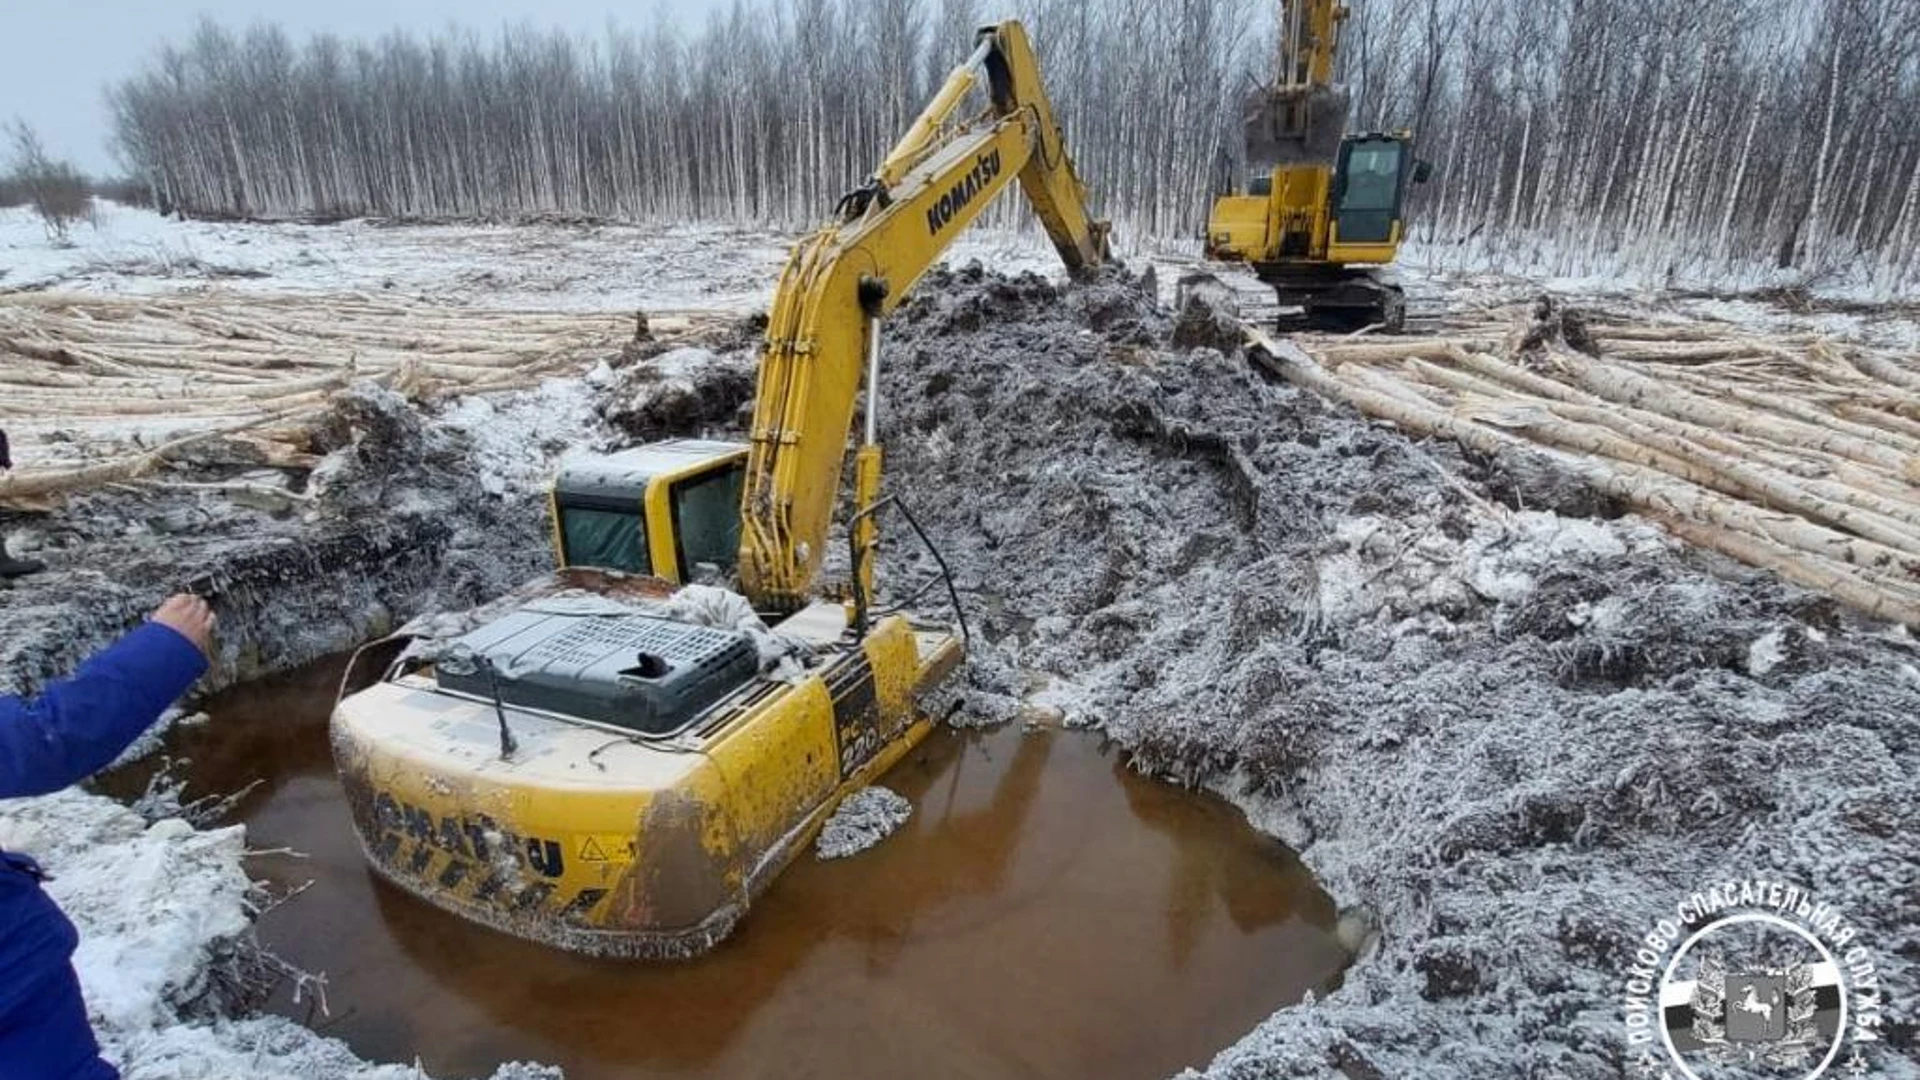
[0,202,794,311]
[0,789,559,1080]
[1402,225,1919,309]
[0,202,1065,313]
[9,202,1915,348]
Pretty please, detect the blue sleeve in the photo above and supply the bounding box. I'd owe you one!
[0,622,208,798]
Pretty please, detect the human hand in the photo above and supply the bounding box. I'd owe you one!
[151,594,217,657]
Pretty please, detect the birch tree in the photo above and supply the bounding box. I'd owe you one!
[101,0,1920,293]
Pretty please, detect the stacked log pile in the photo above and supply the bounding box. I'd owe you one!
[0,291,708,504]
[1253,302,1920,626]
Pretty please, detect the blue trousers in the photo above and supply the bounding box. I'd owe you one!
[0,873,115,1080]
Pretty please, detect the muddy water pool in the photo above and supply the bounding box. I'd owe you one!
[110,657,1352,1080]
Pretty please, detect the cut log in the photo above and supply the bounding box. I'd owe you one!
[1545,347,1920,482]
[1848,350,1920,391]
[1539,401,1920,555]
[1248,331,1920,625]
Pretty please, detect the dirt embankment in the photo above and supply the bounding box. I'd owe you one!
[0,382,569,700]
[874,265,1920,1078]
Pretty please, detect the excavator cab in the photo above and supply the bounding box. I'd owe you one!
[1327,132,1420,256]
[1205,128,1427,330]
[549,440,749,584]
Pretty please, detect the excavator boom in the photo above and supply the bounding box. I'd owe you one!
[739,20,1108,611]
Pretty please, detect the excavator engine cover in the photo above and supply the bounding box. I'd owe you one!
[435,609,758,736]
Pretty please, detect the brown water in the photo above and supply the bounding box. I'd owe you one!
[117,657,1351,1080]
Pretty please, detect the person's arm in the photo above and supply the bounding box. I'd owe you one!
[0,598,214,798]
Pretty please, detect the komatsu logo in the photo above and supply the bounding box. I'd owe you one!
[372,791,567,878]
[926,150,1003,235]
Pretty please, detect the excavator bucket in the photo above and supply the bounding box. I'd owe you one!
[1243,84,1350,170]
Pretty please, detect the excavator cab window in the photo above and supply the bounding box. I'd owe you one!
[1333,138,1406,244]
[558,498,652,576]
[668,461,745,580]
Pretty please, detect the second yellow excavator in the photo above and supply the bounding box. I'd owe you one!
[1205,0,1430,330]
[329,20,1107,959]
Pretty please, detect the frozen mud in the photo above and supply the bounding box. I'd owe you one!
[870,266,1920,1078]
[815,786,915,860]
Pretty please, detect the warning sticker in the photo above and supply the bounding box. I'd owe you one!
[577,835,630,864]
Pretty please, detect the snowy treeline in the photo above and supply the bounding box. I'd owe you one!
[107,0,1248,238]
[1361,0,1920,291]
[109,0,1920,291]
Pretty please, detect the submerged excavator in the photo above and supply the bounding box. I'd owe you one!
[1204,0,1430,330]
[329,20,1108,958]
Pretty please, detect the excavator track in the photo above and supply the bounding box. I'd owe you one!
[1173,267,1451,335]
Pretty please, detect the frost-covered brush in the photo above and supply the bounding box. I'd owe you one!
[128,756,265,828]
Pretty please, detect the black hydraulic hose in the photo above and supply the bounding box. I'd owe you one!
[846,494,971,651]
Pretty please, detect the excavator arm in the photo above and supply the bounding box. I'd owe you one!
[739,20,1109,612]
[1278,0,1347,91]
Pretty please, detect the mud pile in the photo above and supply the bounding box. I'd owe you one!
[599,345,757,442]
[875,266,1920,1077]
[0,382,593,700]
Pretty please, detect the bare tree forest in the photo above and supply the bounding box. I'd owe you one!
[108,0,1920,290]
[5,121,92,242]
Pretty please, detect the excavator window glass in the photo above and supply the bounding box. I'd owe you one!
[558,500,651,575]
[1334,140,1405,244]
[669,462,745,580]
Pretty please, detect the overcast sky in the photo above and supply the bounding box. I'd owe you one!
[1,0,717,173]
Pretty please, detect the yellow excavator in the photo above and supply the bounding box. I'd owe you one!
[329,20,1108,959]
[1205,0,1430,330]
